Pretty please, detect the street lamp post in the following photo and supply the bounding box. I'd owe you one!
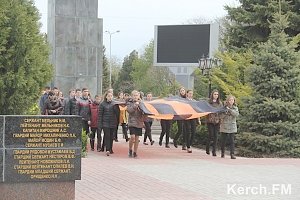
[105,30,120,88]
[198,56,222,98]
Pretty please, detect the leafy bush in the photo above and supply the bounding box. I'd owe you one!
[81,129,88,157]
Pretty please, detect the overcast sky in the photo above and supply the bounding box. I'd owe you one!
[34,0,238,61]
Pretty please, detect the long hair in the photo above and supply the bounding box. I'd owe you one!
[178,86,186,98]
[208,89,221,105]
[224,95,237,107]
[103,90,113,102]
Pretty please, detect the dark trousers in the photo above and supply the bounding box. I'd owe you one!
[144,121,153,142]
[90,127,102,150]
[160,120,171,145]
[184,119,197,148]
[121,123,129,140]
[103,127,115,152]
[82,120,89,134]
[114,126,118,140]
[220,133,235,155]
[206,123,219,154]
[174,120,185,146]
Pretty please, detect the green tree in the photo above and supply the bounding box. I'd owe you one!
[0,0,53,114]
[131,40,179,96]
[224,0,300,51]
[211,52,253,105]
[102,46,109,93]
[113,50,138,93]
[237,12,300,157]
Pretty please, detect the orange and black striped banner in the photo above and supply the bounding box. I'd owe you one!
[139,96,225,120]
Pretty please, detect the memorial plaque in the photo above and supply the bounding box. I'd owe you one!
[5,116,81,148]
[1,115,82,183]
[4,148,81,182]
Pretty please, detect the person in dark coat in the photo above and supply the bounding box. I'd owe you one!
[143,92,154,145]
[89,95,102,151]
[43,91,64,115]
[184,89,198,153]
[39,86,51,114]
[98,91,120,156]
[64,89,79,115]
[77,88,92,135]
[206,90,223,156]
[173,87,187,150]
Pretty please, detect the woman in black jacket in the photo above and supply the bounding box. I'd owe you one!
[98,91,120,156]
[173,87,187,150]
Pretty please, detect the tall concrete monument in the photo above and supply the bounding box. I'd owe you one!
[48,0,103,96]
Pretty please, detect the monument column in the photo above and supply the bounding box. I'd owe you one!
[48,0,103,96]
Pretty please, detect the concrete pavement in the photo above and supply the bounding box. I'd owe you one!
[75,134,300,200]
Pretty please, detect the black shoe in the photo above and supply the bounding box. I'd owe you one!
[221,153,225,158]
[128,149,133,157]
[182,146,187,150]
[165,144,170,148]
[173,140,178,148]
[133,152,137,158]
[125,138,129,142]
[143,142,148,145]
[150,140,155,145]
[206,146,210,155]
[114,139,119,142]
[231,154,236,159]
[212,152,217,156]
[110,150,114,154]
[159,140,162,146]
[97,149,101,152]
[91,148,94,151]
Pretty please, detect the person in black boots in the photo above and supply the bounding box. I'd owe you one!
[220,95,239,159]
[173,87,187,150]
[184,89,197,153]
[89,95,102,151]
[143,92,154,145]
[206,90,223,156]
[159,119,172,148]
[127,90,144,158]
[98,91,120,156]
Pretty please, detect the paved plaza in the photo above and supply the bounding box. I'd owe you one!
[76,134,300,200]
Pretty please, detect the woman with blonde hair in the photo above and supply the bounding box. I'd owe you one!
[220,95,239,159]
[126,90,144,158]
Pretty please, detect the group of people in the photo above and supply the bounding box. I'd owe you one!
[39,86,239,159]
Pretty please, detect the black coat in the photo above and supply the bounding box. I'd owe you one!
[98,100,120,129]
[64,97,78,115]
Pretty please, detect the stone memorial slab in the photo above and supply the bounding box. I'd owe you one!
[4,148,81,182]
[5,116,81,148]
[1,115,82,183]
